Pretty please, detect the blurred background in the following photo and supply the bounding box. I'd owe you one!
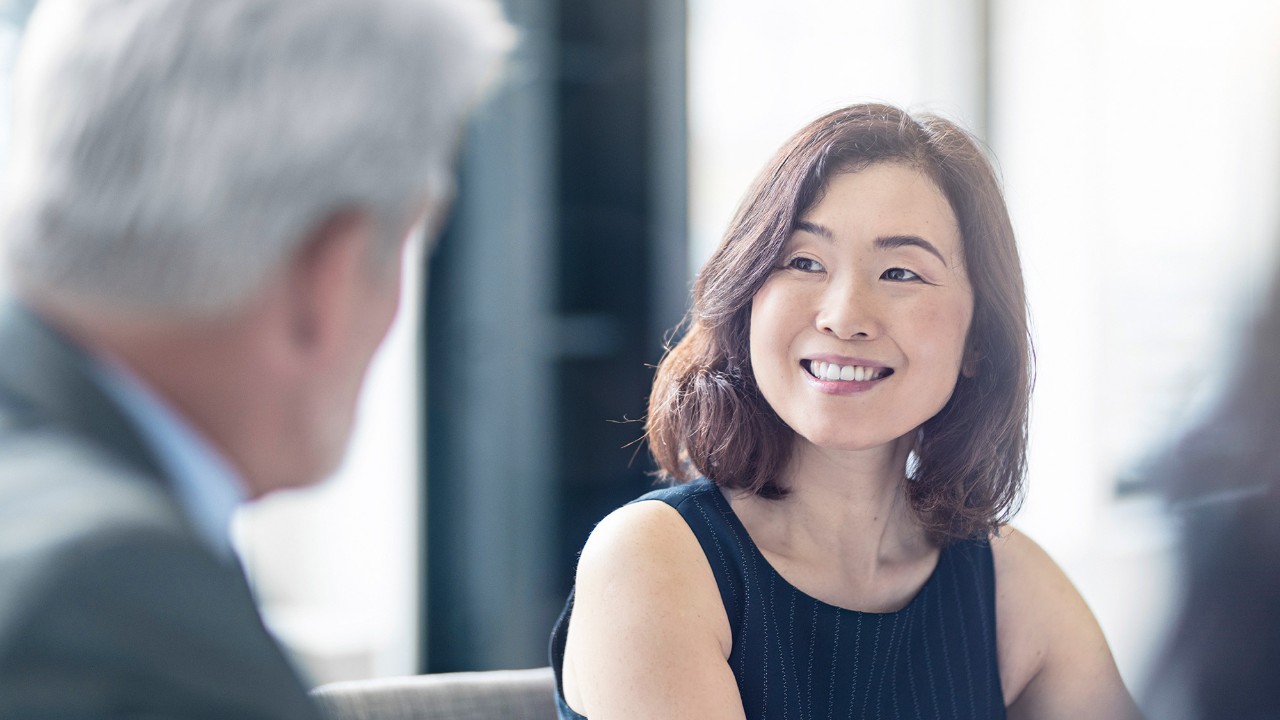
[2,0,1279,697]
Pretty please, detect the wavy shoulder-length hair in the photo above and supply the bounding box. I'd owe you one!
[646,103,1033,543]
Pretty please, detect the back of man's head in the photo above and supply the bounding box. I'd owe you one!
[0,0,514,318]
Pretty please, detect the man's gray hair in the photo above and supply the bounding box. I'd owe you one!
[0,0,514,315]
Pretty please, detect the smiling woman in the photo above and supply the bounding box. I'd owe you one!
[749,165,974,468]
[549,104,1141,720]
[647,105,1028,542]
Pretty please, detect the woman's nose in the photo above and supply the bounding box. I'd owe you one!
[815,280,880,340]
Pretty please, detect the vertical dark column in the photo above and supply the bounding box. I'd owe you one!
[551,0,659,599]
[423,0,688,671]
[648,0,690,350]
[423,0,559,672]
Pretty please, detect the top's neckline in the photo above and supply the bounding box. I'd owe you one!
[692,477,949,617]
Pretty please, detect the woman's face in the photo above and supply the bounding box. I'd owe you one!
[748,163,973,453]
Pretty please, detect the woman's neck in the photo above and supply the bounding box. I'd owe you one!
[726,434,934,602]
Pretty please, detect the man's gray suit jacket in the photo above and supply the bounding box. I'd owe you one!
[0,301,322,719]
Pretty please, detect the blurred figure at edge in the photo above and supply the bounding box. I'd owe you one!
[1144,256,1280,719]
[0,0,512,716]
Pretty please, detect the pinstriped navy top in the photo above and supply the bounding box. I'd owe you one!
[550,478,1006,719]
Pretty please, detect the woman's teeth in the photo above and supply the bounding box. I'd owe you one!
[807,360,888,382]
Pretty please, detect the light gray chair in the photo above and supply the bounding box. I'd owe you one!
[312,666,558,720]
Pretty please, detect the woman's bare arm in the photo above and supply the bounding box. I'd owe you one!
[992,528,1143,720]
[561,500,747,720]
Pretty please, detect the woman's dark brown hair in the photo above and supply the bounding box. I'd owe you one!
[646,103,1033,543]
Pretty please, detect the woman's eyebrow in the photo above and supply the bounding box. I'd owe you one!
[875,235,947,266]
[793,220,833,239]
[794,220,949,267]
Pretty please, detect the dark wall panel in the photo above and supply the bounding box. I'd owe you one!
[424,0,686,672]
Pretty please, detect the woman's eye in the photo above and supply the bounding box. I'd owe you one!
[786,256,825,273]
[881,267,921,282]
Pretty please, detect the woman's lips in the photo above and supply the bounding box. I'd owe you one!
[802,358,894,382]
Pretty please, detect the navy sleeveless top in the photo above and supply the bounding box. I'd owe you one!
[550,479,1006,719]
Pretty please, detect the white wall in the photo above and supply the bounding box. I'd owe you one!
[689,0,990,267]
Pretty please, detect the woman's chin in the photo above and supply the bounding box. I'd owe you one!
[794,428,916,456]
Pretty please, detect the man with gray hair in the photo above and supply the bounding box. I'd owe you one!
[0,0,512,716]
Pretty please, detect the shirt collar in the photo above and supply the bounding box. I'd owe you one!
[86,353,248,560]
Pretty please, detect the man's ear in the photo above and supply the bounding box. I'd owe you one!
[284,209,377,360]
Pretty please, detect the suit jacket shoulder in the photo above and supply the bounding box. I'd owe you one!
[0,301,320,720]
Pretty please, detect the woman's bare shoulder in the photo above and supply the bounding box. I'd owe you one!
[572,497,733,654]
[988,527,1079,693]
[563,497,745,719]
[576,499,706,580]
[988,526,1140,719]
[988,525,1070,600]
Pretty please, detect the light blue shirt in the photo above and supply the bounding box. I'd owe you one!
[87,354,248,561]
